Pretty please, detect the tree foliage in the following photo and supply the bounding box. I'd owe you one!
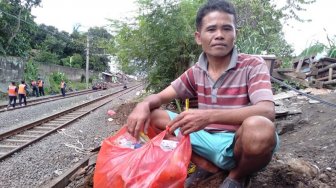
[109,0,315,92]
[298,34,336,59]
[110,0,202,91]
[234,0,293,56]
[0,0,41,56]
[0,2,110,72]
[278,0,316,22]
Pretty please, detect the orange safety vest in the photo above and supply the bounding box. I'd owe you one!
[18,84,26,95]
[60,82,65,88]
[38,80,43,87]
[8,85,17,96]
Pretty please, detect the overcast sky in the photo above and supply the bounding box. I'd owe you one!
[31,0,336,56]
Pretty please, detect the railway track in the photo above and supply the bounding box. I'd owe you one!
[0,83,142,161]
[0,89,100,113]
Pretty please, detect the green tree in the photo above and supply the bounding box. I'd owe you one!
[298,34,336,59]
[67,27,86,55]
[110,0,201,91]
[85,27,113,71]
[41,35,67,57]
[61,53,84,68]
[109,0,315,92]
[33,51,59,64]
[298,42,325,57]
[234,0,293,57]
[0,0,41,56]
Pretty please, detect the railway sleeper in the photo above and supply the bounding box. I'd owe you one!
[4,139,30,143]
[12,135,39,139]
[26,130,48,134]
[34,127,55,131]
[57,119,75,122]
[57,117,75,120]
[61,115,79,118]
[71,111,87,114]
[43,123,62,127]
[49,119,69,122]
[0,144,18,149]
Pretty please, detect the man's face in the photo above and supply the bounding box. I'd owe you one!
[195,11,236,58]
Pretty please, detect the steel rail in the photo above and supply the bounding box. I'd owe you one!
[0,89,99,113]
[0,83,142,161]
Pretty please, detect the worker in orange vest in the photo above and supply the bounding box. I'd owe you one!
[18,80,28,106]
[37,78,45,96]
[7,81,18,108]
[60,80,66,97]
[31,79,38,97]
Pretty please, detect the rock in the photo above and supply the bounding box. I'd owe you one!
[277,121,295,135]
[287,158,319,178]
[53,169,63,176]
[319,173,329,183]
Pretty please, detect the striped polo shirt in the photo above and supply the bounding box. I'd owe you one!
[171,48,274,132]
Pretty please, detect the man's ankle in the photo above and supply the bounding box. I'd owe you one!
[191,153,219,173]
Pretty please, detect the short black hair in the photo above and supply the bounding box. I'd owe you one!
[21,80,25,84]
[196,0,237,31]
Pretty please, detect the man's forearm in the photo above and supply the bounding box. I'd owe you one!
[141,94,163,111]
[138,85,177,111]
[208,102,275,125]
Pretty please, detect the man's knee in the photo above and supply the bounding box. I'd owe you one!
[237,116,276,155]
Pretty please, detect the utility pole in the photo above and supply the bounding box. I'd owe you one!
[86,34,89,89]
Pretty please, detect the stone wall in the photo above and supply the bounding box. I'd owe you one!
[38,63,95,81]
[0,56,99,93]
[0,56,25,93]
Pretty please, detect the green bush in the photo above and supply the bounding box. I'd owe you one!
[70,82,87,91]
[24,60,39,82]
[47,72,69,94]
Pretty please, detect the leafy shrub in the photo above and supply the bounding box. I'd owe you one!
[47,72,69,94]
[24,60,39,82]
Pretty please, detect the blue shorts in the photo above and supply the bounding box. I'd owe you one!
[167,111,280,170]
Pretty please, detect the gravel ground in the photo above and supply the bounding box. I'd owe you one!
[0,86,125,134]
[0,84,143,188]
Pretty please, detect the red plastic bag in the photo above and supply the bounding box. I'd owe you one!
[94,126,192,188]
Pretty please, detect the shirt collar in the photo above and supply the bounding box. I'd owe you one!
[198,46,238,72]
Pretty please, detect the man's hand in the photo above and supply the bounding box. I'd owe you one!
[126,102,151,139]
[167,109,210,135]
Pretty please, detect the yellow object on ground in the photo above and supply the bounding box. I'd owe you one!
[188,163,196,174]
